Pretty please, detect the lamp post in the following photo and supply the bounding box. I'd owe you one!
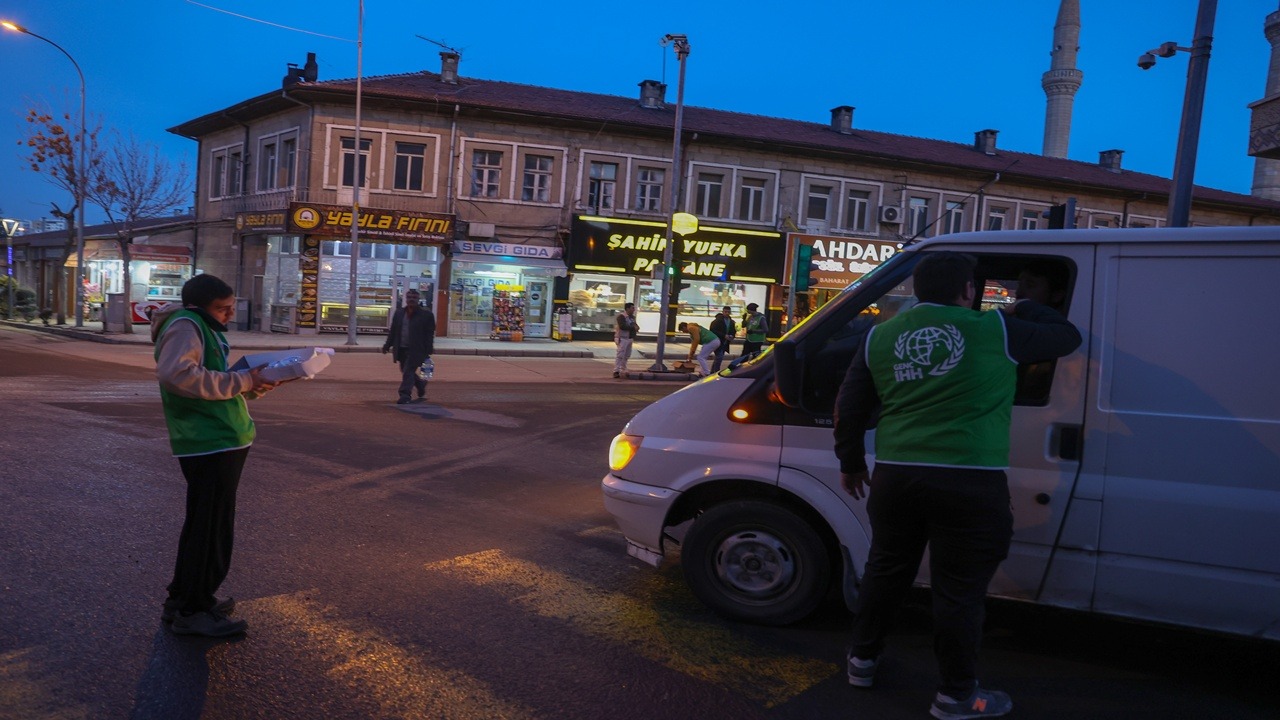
[2,21,87,326]
[2,218,20,320]
[1138,0,1218,228]
[346,0,364,346]
[649,33,689,372]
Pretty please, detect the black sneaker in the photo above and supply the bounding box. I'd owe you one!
[396,397,411,405]
[930,687,1012,720]
[612,371,621,378]
[162,596,235,624]
[847,651,879,688]
[169,610,247,638]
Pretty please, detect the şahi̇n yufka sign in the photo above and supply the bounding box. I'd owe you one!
[288,202,454,243]
[569,215,784,283]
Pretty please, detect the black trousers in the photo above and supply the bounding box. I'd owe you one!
[397,354,428,400]
[166,447,249,614]
[711,339,732,371]
[849,464,1013,697]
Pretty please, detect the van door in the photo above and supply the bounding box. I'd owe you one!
[780,244,1096,604]
[1086,240,1280,638]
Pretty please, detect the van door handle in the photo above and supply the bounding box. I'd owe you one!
[1051,424,1083,461]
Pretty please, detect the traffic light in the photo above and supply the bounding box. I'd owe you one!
[792,243,816,291]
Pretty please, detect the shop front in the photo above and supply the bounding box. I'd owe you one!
[568,215,785,339]
[72,241,193,322]
[785,233,901,319]
[447,240,566,338]
[272,202,454,335]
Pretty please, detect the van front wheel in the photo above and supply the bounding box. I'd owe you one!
[681,500,830,625]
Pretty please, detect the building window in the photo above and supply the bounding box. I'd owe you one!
[845,189,871,232]
[588,162,617,211]
[908,196,931,237]
[635,167,664,211]
[341,137,371,188]
[258,142,278,191]
[282,138,297,187]
[393,142,427,192]
[470,150,502,198]
[738,178,765,222]
[522,154,553,202]
[806,185,832,229]
[987,207,1007,231]
[696,173,724,217]
[1021,209,1041,230]
[944,201,965,234]
[226,150,243,196]
[211,154,227,198]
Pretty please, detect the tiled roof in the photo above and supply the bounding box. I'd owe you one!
[15,215,195,246]
[176,70,1280,214]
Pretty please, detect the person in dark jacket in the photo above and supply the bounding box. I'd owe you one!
[382,288,436,404]
[708,305,737,372]
[834,252,1081,719]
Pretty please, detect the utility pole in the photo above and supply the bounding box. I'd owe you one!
[650,33,689,371]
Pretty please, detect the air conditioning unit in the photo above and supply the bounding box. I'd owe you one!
[878,205,904,224]
[468,222,496,238]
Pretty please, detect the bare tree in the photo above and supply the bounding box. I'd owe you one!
[85,132,191,333]
[20,105,107,324]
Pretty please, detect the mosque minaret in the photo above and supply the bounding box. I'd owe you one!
[1042,0,1083,158]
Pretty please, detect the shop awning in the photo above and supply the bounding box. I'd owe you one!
[451,253,567,277]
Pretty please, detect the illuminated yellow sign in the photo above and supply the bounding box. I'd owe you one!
[671,212,699,236]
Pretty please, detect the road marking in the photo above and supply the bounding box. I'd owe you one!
[252,592,536,719]
[424,549,836,708]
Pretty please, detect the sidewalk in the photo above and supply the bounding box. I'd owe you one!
[1,318,705,380]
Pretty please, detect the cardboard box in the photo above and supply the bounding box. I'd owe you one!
[231,347,334,382]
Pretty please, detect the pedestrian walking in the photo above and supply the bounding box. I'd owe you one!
[740,303,768,357]
[613,302,639,378]
[152,274,278,638]
[677,320,720,376]
[708,305,737,372]
[382,288,436,404]
[834,252,1081,719]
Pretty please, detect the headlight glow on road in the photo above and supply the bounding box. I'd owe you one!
[608,433,642,471]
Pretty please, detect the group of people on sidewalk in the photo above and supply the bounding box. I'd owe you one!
[612,302,770,377]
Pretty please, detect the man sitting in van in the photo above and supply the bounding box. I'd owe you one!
[834,252,1081,720]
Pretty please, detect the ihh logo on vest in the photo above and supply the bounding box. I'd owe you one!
[892,325,965,381]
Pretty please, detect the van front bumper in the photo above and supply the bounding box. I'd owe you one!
[601,473,679,567]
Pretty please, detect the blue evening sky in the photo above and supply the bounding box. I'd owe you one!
[1,0,1276,225]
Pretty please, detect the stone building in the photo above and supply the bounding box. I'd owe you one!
[166,51,1280,340]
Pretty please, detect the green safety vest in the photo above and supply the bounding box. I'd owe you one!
[866,304,1015,469]
[743,313,767,342]
[154,309,255,456]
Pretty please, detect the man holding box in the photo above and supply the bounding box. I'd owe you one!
[151,274,277,638]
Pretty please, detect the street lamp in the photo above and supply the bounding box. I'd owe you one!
[649,33,690,372]
[1138,0,1218,228]
[345,0,364,345]
[2,20,88,326]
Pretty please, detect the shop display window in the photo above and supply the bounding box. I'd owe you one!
[450,269,520,324]
[569,274,634,332]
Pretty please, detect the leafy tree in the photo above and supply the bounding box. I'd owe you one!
[85,132,191,333]
[20,105,107,325]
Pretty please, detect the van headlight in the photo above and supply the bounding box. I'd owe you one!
[608,433,643,472]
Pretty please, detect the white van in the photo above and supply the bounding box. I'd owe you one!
[602,226,1280,640]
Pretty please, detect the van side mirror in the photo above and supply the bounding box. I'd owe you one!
[773,339,802,408]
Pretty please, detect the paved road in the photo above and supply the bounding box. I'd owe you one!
[2,326,1278,720]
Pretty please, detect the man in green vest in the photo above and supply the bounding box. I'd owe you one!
[834,252,1081,719]
[152,274,278,638]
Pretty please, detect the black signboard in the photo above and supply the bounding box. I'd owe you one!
[569,215,784,283]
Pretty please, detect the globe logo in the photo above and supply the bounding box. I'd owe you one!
[894,324,965,377]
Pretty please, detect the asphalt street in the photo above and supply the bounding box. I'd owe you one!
[1,324,1278,720]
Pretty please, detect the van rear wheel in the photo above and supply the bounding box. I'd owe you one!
[681,500,830,625]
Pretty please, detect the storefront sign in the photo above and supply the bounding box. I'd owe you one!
[288,202,454,243]
[452,240,562,259]
[786,233,900,289]
[569,216,784,283]
[297,236,320,328]
[235,211,287,233]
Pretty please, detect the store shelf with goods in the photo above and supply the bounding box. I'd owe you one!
[490,284,526,341]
